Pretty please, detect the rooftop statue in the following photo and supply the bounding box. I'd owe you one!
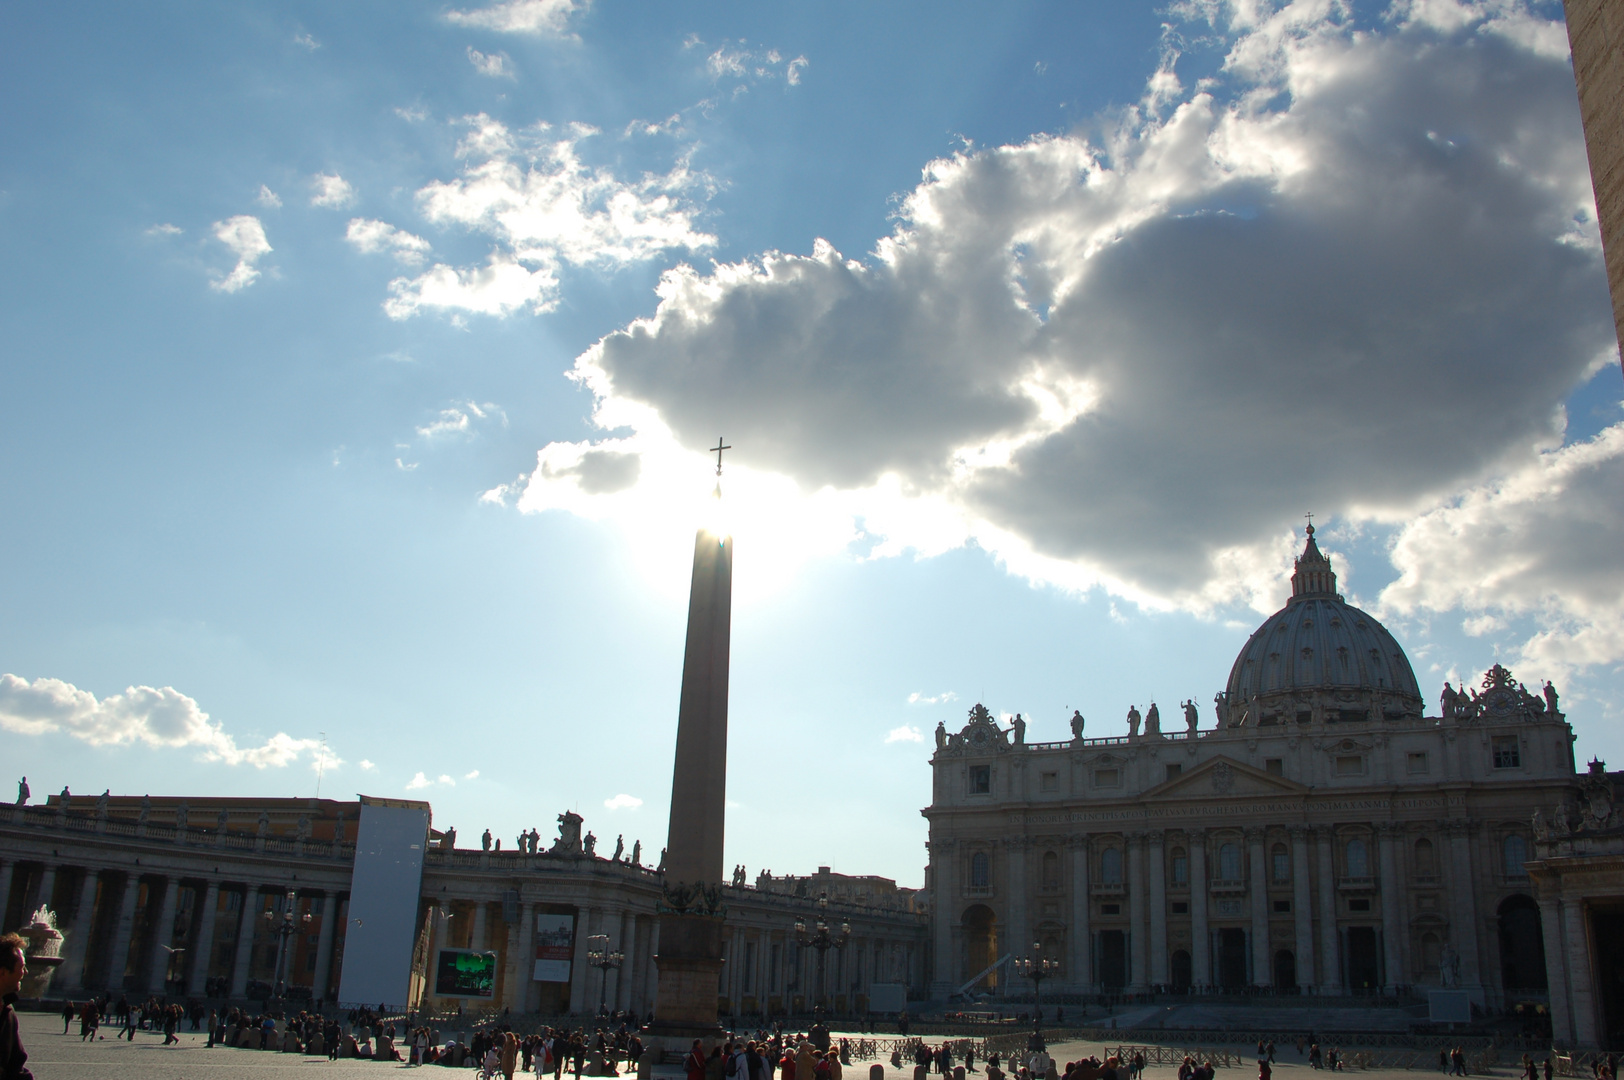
[1145,702,1161,737]
[1126,705,1141,738]
[1182,699,1199,733]
[1070,710,1085,739]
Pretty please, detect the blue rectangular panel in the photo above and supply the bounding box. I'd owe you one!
[338,798,430,1008]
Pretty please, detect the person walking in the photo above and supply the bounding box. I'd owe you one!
[0,933,34,1079]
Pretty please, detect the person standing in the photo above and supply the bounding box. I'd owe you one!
[0,932,34,1079]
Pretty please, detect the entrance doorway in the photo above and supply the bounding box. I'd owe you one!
[1497,895,1547,992]
[1274,949,1296,990]
[962,905,998,991]
[1171,950,1192,991]
[1591,902,1624,1050]
[1098,930,1127,990]
[1346,927,1379,990]
[1218,928,1248,988]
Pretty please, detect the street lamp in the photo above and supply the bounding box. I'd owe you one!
[264,887,312,1006]
[586,933,623,1018]
[1013,943,1060,1032]
[794,893,851,1012]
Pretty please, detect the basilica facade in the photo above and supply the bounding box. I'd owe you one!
[924,527,1613,1040]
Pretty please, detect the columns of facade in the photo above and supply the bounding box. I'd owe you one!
[105,873,144,994]
[470,901,489,952]
[728,925,745,1014]
[1006,836,1029,972]
[1189,831,1209,988]
[626,915,647,1015]
[1247,828,1270,987]
[146,876,181,993]
[1289,827,1314,989]
[568,907,595,1014]
[34,864,58,913]
[1316,830,1340,993]
[0,862,14,923]
[1537,894,1573,1045]
[1068,835,1091,993]
[229,887,261,999]
[1377,825,1405,991]
[1561,898,1598,1046]
[188,880,221,996]
[1446,821,1484,1002]
[513,901,536,1014]
[499,903,522,1011]
[311,892,339,1002]
[930,839,957,993]
[64,870,102,992]
[1148,830,1168,987]
[614,909,633,1012]
[1127,832,1148,991]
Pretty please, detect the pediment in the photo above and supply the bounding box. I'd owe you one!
[1144,755,1309,799]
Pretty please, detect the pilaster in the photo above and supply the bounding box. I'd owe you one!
[1246,827,1269,987]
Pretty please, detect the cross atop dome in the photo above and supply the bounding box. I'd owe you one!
[1290,519,1339,600]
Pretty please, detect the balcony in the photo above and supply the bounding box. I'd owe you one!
[1091,881,1126,896]
[963,885,994,899]
[1209,879,1247,895]
[1337,876,1376,892]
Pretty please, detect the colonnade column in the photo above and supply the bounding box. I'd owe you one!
[228,887,261,999]
[1315,830,1340,993]
[64,870,102,992]
[1377,825,1405,991]
[1068,835,1091,993]
[1445,820,1483,1002]
[34,864,58,913]
[498,904,520,1011]
[728,926,745,1014]
[1537,894,1572,1045]
[929,839,957,993]
[612,910,631,1012]
[1148,830,1168,987]
[312,892,338,1002]
[147,877,181,993]
[188,880,221,995]
[0,863,14,922]
[514,901,536,1014]
[1247,829,1270,987]
[568,907,595,1014]
[1127,833,1147,991]
[1189,831,1209,988]
[625,915,647,1016]
[1005,836,1029,973]
[1289,827,1314,989]
[470,901,489,952]
[1561,900,1598,1045]
[106,874,144,994]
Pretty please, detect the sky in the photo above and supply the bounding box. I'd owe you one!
[2,0,1621,889]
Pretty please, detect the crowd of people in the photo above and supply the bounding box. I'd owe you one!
[58,993,199,1044]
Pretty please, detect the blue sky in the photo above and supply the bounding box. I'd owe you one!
[3,0,1621,886]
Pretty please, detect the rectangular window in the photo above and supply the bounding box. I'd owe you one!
[1348,898,1371,913]
[1171,901,1189,914]
[969,765,991,794]
[1265,758,1284,776]
[1407,751,1429,775]
[1165,763,1182,781]
[1272,899,1291,913]
[1094,768,1120,788]
[1492,736,1521,769]
[1100,903,1121,915]
[1335,755,1365,776]
[1040,771,1058,791]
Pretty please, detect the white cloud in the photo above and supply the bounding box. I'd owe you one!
[508,1,1610,622]
[309,173,356,209]
[467,47,515,78]
[604,793,642,810]
[345,218,431,265]
[464,769,480,780]
[907,691,959,706]
[360,759,377,771]
[395,457,419,471]
[704,42,807,87]
[445,0,583,35]
[417,400,506,440]
[256,185,282,208]
[885,724,925,744]
[0,673,323,768]
[381,114,714,319]
[396,105,429,123]
[406,771,456,790]
[293,32,319,51]
[209,215,271,293]
[145,223,181,237]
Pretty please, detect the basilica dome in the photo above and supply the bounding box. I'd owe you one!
[1220,525,1423,726]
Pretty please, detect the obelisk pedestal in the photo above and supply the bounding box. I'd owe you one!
[645,512,732,1039]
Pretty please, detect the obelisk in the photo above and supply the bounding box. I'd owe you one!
[648,440,733,1035]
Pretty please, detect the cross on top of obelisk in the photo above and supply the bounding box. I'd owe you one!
[711,437,731,475]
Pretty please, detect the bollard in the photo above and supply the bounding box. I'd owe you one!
[872,1066,886,1080]
[915,1067,929,1080]
[956,1068,967,1080]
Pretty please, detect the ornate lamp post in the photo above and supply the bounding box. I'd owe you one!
[1013,943,1060,1031]
[794,893,850,1011]
[263,887,311,1006]
[586,933,623,1018]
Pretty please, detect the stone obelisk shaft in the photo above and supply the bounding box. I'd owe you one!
[650,523,731,1031]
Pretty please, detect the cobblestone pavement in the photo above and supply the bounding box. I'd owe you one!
[16,1014,1518,1080]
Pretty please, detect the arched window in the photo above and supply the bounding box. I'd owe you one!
[1170,847,1189,886]
[1271,843,1290,882]
[1041,850,1060,888]
[1504,835,1529,879]
[970,851,990,888]
[1101,846,1123,884]
[1415,838,1436,876]
[1345,837,1369,878]
[1219,843,1241,880]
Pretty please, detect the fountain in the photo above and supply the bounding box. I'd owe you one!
[17,906,65,999]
